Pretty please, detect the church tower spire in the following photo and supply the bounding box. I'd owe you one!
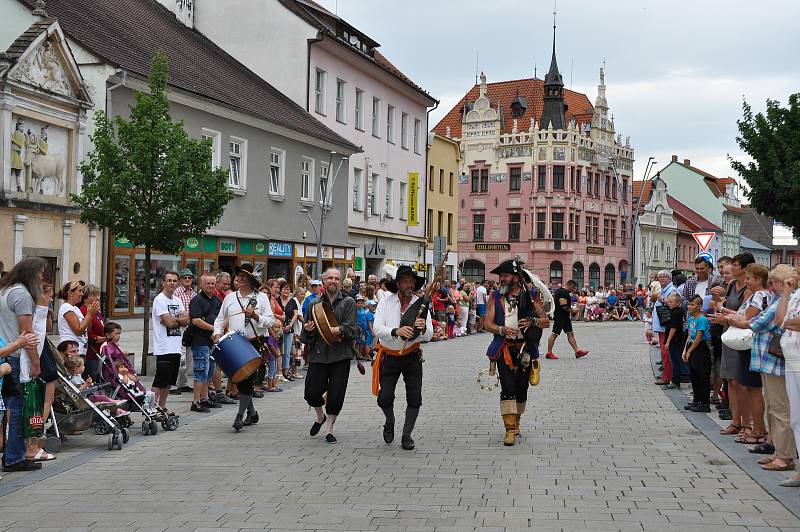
[540,12,567,130]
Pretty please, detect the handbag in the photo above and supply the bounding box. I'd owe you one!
[22,378,45,438]
[655,303,671,324]
[768,333,784,358]
[721,326,754,350]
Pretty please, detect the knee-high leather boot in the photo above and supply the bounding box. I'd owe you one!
[500,400,517,446]
[382,407,395,443]
[401,407,419,450]
[515,402,526,436]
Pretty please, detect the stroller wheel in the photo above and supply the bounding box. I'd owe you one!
[161,420,168,431]
[115,434,123,450]
[149,420,158,435]
[121,428,130,444]
[141,420,150,435]
[166,416,179,431]
[43,436,62,454]
[107,433,114,450]
[94,423,107,435]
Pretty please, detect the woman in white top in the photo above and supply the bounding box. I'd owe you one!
[777,273,800,486]
[57,280,98,356]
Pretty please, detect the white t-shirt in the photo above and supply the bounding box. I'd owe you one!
[58,302,87,355]
[781,289,800,372]
[476,285,488,305]
[694,280,709,297]
[152,292,185,356]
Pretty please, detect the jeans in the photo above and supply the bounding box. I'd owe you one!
[268,355,277,380]
[2,357,25,466]
[282,332,294,370]
[191,345,211,382]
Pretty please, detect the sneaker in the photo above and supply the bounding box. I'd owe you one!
[690,404,711,413]
[684,402,697,410]
[190,402,210,413]
[293,373,305,379]
[545,352,559,360]
[179,385,194,393]
[203,399,222,409]
[277,375,288,382]
[575,350,589,359]
[169,388,181,395]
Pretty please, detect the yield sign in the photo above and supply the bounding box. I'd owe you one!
[692,232,715,252]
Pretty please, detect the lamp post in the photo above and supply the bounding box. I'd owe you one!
[631,157,658,285]
[303,151,348,279]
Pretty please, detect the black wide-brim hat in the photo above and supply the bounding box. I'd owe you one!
[386,265,426,293]
[234,262,263,289]
[490,259,532,283]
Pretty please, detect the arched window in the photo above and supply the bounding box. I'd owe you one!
[604,263,616,288]
[572,261,584,287]
[549,261,563,286]
[618,260,629,284]
[589,263,601,290]
[460,259,485,283]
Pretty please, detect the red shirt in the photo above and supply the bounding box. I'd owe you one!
[80,305,105,361]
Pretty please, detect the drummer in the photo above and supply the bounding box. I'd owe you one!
[212,263,275,432]
[300,268,357,444]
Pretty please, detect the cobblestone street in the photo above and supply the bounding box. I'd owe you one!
[3,322,800,531]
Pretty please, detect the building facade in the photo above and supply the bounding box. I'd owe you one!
[194,0,437,278]
[631,177,677,284]
[433,42,634,289]
[667,195,722,273]
[740,235,771,266]
[424,133,459,280]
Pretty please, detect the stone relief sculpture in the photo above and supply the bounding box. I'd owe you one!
[10,117,67,196]
[10,40,76,99]
[30,125,66,195]
[11,119,26,191]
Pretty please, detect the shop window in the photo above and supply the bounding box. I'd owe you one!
[134,254,182,314]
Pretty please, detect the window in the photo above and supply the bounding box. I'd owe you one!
[300,158,313,201]
[592,217,599,244]
[401,112,409,149]
[386,104,394,143]
[201,128,221,169]
[572,262,584,287]
[437,211,443,237]
[480,168,489,192]
[550,261,563,286]
[429,165,435,191]
[569,167,575,192]
[509,213,521,241]
[603,218,610,245]
[537,165,547,190]
[268,149,285,197]
[575,214,580,241]
[471,169,478,193]
[585,216,591,243]
[447,212,453,243]
[439,169,444,193]
[536,211,547,239]
[569,213,575,240]
[319,163,330,205]
[589,263,601,289]
[604,264,616,287]
[371,97,381,137]
[427,209,433,241]
[354,88,364,130]
[413,119,421,154]
[314,68,326,115]
[604,175,610,198]
[385,177,394,218]
[353,167,363,211]
[576,168,582,194]
[369,173,379,215]
[228,137,246,190]
[610,218,617,245]
[449,173,454,196]
[551,212,564,240]
[594,174,599,196]
[622,179,628,201]
[473,214,485,241]
[509,167,521,191]
[399,182,407,220]
[335,79,346,123]
[552,166,565,190]
[612,177,617,200]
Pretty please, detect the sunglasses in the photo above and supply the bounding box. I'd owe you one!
[181,276,193,279]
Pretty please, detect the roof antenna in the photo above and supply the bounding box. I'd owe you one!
[534,62,537,79]
[475,50,479,85]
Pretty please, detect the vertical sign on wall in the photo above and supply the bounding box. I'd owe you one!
[407,172,419,226]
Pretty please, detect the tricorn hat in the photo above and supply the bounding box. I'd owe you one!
[234,262,263,289]
[490,259,532,283]
[386,265,425,293]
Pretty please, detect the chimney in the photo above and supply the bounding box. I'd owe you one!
[32,0,47,17]
[683,159,691,166]
[156,0,194,28]
[671,155,678,162]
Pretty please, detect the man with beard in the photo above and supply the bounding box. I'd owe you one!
[484,259,549,446]
[301,268,357,444]
[372,266,433,450]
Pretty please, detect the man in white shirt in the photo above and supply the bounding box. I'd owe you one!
[151,271,190,412]
[476,280,488,332]
[372,266,433,450]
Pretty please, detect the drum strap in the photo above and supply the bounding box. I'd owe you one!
[371,341,421,396]
[237,293,266,354]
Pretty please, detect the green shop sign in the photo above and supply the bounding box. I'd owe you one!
[113,236,133,248]
[354,256,364,271]
[185,237,200,251]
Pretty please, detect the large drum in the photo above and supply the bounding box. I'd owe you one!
[212,331,261,383]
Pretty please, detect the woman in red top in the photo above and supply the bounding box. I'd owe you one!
[79,284,105,382]
[267,279,285,382]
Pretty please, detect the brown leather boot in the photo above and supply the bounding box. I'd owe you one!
[500,400,517,446]
[515,402,526,436]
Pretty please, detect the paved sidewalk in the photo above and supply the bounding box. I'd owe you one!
[2,322,800,531]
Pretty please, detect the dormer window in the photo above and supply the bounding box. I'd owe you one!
[510,95,527,118]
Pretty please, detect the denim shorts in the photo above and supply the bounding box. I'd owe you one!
[191,345,211,382]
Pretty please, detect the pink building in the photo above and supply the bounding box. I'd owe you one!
[433,33,634,289]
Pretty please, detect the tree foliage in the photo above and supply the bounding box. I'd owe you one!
[730,94,800,235]
[73,52,232,355]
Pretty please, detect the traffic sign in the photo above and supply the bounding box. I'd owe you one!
[692,232,715,252]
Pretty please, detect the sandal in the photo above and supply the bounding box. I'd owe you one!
[26,449,56,462]
[762,459,795,471]
[758,456,776,465]
[736,433,767,444]
[749,442,776,454]
[720,424,742,435]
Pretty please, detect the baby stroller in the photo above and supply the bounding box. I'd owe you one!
[42,340,131,453]
[98,344,179,435]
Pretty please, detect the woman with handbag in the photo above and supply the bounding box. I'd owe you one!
[711,253,756,439]
[652,270,679,386]
[776,271,800,486]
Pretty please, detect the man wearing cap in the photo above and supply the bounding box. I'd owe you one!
[173,268,197,394]
[484,259,549,446]
[213,263,275,432]
[303,279,322,316]
[372,265,433,450]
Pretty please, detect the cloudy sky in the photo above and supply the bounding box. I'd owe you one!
[315,0,800,182]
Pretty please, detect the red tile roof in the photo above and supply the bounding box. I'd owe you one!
[432,78,594,138]
[667,195,722,232]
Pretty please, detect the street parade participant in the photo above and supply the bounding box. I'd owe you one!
[212,263,275,432]
[484,259,549,446]
[546,279,590,359]
[372,265,433,450]
[301,268,357,444]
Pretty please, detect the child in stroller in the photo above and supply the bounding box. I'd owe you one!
[64,357,130,419]
[116,362,156,411]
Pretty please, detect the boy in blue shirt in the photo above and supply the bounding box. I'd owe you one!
[682,294,712,412]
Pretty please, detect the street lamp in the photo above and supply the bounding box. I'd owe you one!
[632,157,658,284]
[302,151,348,279]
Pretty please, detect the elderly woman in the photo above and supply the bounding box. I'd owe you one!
[776,270,800,486]
[726,265,795,469]
[652,270,679,387]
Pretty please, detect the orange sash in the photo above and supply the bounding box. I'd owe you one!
[502,339,525,370]
[371,341,421,396]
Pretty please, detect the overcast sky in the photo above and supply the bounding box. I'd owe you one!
[315,0,800,182]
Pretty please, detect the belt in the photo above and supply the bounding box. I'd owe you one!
[371,341,420,396]
[502,338,525,370]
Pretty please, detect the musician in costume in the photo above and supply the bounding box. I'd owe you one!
[212,263,275,432]
[301,268,357,444]
[372,266,433,450]
[484,259,549,446]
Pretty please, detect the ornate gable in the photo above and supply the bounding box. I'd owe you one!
[3,19,92,106]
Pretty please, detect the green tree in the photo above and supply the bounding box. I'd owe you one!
[730,94,800,235]
[74,52,232,357]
